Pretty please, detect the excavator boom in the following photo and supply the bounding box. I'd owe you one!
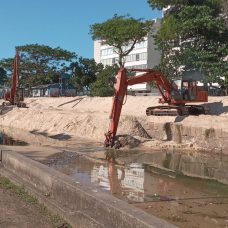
[10,49,19,102]
[105,67,128,147]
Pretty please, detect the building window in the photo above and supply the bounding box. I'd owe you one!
[136,54,140,61]
[139,52,147,60]
[124,52,147,63]
[101,49,107,56]
[125,55,131,62]
[135,40,147,49]
[107,48,113,55]
[126,64,147,70]
[101,48,114,56]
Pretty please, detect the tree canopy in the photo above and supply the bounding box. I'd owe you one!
[148,0,228,84]
[0,44,105,93]
[0,44,76,87]
[91,65,118,97]
[0,67,8,86]
[90,15,153,67]
[68,57,103,92]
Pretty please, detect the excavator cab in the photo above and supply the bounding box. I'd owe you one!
[170,80,182,100]
[170,79,208,104]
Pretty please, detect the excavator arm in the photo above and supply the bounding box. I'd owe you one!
[3,49,26,107]
[127,69,172,103]
[4,49,19,104]
[10,48,19,103]
[104,68,172,148]
[105,67,128,147]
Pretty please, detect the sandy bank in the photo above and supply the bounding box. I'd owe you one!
[0,96,228,151]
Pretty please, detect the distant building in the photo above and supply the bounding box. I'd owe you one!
[29,83,76,97]
[93,19,161,94]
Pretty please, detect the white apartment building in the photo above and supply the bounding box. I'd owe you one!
[93,19,161,93]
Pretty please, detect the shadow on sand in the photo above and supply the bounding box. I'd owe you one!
[0,106,13,115]
[174,101,228,123]
[30,129,72,141]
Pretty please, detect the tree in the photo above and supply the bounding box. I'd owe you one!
[90,15,153,67]
[0,44,76,87]
[91,65,118,97]
[69,57,102,92]
[148,0,228,84]
[0,67,8,86]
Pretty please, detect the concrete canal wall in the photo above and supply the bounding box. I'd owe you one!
[145,122,228,153]
[0,150,175,228]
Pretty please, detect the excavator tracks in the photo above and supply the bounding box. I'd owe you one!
[146,105,208,116]
[146,106,182,116]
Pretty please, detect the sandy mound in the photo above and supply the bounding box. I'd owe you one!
[0,96,227,145]
[118,116,151,138]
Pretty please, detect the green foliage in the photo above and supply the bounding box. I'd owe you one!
[0,44,76,87]
[155,14,179,42]
[148,0,224,10]
[69,57,102,92]
[222,1,228,26]
[0,44,106,92]
[147,0,185,10]
[0,67,9,86]
[149,0,228,83]
[177,5,225,38]
[0,177,71,228]
[90,15,153,66]
[91,65,118,97]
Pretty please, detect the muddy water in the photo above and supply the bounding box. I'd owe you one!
[118,149,228,185]
[1,128,228,227]
[0,132,28,146]
[43,152,228,228]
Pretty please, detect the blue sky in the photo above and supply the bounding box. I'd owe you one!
[0,0,162,60]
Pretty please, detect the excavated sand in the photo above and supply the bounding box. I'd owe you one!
[0,96,228,144]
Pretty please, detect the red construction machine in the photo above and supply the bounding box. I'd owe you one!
[105,67,208,148]
[2,49,26,107]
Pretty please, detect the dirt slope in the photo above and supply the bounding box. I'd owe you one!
[0,96,227,145]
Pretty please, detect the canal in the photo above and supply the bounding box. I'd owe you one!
[1,129,228,227]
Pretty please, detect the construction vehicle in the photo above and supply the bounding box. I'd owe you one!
[105,67,208,148]
[2,49,26,107]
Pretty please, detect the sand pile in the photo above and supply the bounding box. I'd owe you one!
[0,96,228,145]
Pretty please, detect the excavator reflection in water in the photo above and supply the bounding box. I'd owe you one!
[105,67,209,148]
[91,162,176,203]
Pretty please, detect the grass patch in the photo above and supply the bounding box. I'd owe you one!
[0,176,71,228]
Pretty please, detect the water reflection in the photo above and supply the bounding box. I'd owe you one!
[122,150,228,185]
[46,152,228,227]
[91,163,145,202]
[0,132,28,146]
[51,155,228,204]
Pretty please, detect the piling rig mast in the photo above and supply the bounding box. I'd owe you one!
[104,67,208,148]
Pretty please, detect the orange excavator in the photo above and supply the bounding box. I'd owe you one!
[2,49,26,107]
[104,67,208,148]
